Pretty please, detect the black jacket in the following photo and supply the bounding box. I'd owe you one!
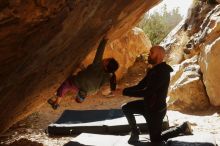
[123,62,173,111]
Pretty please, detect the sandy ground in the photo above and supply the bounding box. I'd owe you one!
[0,60,220,146]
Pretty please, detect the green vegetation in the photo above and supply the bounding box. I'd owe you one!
[207,0,218,4]
[192,0,200,5]
[193,0,218,6]
[138,5,183,45]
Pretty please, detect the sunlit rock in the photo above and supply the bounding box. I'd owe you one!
[160,19,190,65]
[164,2,220,111]
[199,5,220,106]
[81,27,151,80]
[168,56,210,111]
[199,33,220,106]
[191,5,220,106]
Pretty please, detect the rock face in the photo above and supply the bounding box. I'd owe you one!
[198,5,220,106]
[160,20,189,65]
[163,1,220,111]
[199,39,220,106]
[0,0,160,134]
[168,56,210,111]
[81,27,151,80]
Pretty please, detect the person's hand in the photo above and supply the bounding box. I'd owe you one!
[101,86,122,97]
[103,34,109,41]
[103,24,114,40]
[107,88,122,97]
[101,86,111,96]
[114,88,122,95]
[105,91,115,97]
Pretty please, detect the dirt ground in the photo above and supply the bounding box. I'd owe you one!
[0,60,220,146]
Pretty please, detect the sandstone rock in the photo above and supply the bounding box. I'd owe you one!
[81,27,151,80]
[163,2,220,112]
[160,19,190,65]
[168,56,210,111]
[162,2,216,66]
[192,5,220,106]
[0,0,160,134]
[199,37,220,106]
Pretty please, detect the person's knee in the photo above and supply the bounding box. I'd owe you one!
[121,103,126,108]
[150,136,162,143]
[121,103,129,113]
[121,101,142,113]
[149,127,163,142]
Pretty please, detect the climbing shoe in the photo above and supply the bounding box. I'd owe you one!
[180,121,193,135]
[128,128,140,144]
[51,103,60,110]
[47,99,59,110]
[47,99,54,105]
[75,92,86,103]
[128,132,139,144]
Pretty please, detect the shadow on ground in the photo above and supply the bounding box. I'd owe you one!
[55,109,124,124]
[64,141,92,146]
[2,138,43,146]
[63,140,215,146]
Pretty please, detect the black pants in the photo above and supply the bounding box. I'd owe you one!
[122,100,184,142]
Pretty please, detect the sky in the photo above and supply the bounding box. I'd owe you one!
[149,0,193,17]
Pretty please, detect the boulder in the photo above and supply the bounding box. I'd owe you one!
[195,5,220,106]
[199,37,220,106]
[168,56,210,111]
[163,2,220,111]
[81,27,151,80]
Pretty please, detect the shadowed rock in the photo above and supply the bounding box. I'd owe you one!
[0,0,160,134]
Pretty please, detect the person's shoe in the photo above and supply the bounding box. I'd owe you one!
[128,132,139,144]
[75,94,85,103]
[128,128,140,144]
[180,121,193,135]
[47,99,59,110]
[47,98,54,105]
[52,103,60,110]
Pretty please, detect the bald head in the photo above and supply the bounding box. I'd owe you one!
[148,46,166,65]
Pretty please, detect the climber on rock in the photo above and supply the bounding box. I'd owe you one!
[48,35,119,110]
